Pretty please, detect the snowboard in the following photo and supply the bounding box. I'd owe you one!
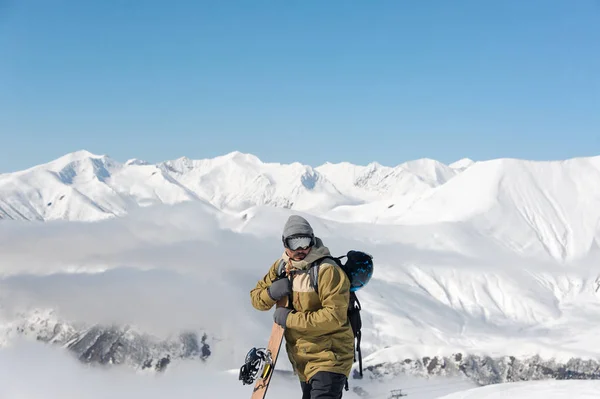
[239,296,287,399]
[251,297,286,399]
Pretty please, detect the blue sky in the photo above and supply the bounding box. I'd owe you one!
[1,0,598,172]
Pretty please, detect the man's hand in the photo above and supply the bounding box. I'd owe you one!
[268,278,291,301]
[274,307,292,328]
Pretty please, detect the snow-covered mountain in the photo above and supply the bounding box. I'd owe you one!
[0,150,214,221]
[3,150,600,264]
[395,157,600,262]
[0,150,463,223]
[2,151,600,398]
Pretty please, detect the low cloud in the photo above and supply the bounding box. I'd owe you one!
[0,339,300,399]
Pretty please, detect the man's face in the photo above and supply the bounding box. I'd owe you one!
[286,246,312,261]
[284,235,313,261]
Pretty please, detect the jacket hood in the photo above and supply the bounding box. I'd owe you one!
[282,237,331,270]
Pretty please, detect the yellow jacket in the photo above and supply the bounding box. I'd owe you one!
[250,238,354,382]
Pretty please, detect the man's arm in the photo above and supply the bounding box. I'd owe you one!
[250,260,280,311]
[285,263,350,334]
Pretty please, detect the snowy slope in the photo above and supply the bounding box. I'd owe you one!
[438,380,600,398]
[396,157,600,262]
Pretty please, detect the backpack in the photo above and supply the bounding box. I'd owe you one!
[278,251,374,381]
[308,251,373,381]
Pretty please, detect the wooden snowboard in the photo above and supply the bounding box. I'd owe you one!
[251,297,287,399]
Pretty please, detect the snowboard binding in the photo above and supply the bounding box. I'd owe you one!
[239,347,274,385]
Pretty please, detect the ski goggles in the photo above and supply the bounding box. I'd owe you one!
[284,235,314,251]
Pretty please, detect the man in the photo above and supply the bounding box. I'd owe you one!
[250,215,354,399]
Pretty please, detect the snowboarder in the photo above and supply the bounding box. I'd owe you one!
[250,215,354,399]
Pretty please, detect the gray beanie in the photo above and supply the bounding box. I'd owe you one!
[282,215,314,239]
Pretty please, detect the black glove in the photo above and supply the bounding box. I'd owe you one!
[268,278,291,301]
[273,307,292,328]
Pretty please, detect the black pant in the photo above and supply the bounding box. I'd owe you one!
[300,371,347,399]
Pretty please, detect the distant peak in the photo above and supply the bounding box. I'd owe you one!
[160,156,195,173]
[319,160,354,167]
[126,158,149,166]
[29,150,125,177]
[220,151,263,164]
[41,150,106,169]
[161,156,189,165]
[399,157,449,168]
[365,161,383,170]
[450,158,475,170]
[64,150,104,160]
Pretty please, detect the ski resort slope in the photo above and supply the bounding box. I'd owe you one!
[438,379,600,398]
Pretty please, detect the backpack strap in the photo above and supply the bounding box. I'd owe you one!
[276,259,287,277]
[348,291,363,378]
[307,255,344,294]
[308,263,320,294]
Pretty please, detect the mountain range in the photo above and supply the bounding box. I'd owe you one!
[0,150,468,222]
[2,150,600,264]
[2,150,600,398]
